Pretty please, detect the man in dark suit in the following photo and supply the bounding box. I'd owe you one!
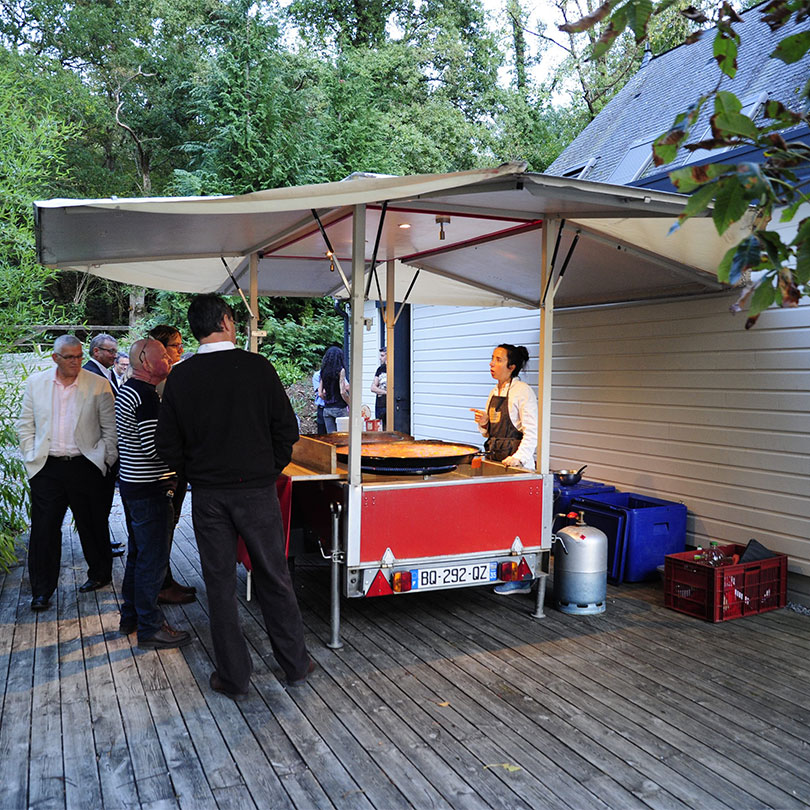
[16,335,118,609]
[83,333,124,556]
[83,333,119,392]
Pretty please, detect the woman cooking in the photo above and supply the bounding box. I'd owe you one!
[472,343,538,595]
[472,343,538,469]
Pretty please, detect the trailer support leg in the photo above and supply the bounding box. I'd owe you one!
[532,572,549,619]
[328,502,344,650]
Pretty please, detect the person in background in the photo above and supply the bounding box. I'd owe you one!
[84,333,119,393]
[147,324,196,606]
[318,346,350,433]
[312,368,327,434]
[113,352,131,387]
[156,294,313,699]
[16,335,117,609]
[84,333,123,557]
[116,338,192,649]
[471,343,538,595]
[370,346,387,427]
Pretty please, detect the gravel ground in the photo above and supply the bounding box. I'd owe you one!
[286,378,318,435]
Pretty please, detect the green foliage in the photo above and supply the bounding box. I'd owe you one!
[0,358,35,571]
[560,0,810,326]
[0,53,76,351]
[259,310,344,374]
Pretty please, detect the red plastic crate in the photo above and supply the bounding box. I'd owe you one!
[664,543,787,622]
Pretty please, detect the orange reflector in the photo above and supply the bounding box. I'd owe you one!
[517,557,532,580]
[498,561,519,581]
[366,569,393,597]
[392,570,412,592]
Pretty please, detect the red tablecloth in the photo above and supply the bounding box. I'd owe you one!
[236,474,292,571]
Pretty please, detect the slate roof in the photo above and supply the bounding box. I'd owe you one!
[546,2,810,184]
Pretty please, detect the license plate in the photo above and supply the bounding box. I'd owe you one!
[410,562,498,590]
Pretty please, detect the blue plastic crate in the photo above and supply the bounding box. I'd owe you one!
[553,479,616,532]
[572,491,687,583]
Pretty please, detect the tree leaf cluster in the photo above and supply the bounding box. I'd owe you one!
[560,0,810,325]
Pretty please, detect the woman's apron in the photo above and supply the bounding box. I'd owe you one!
[484,381,523,462]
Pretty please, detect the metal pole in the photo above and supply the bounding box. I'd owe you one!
[249,252,259,353]
[385,259,395,431]
[533,216,556,620]
[328,502,344,650]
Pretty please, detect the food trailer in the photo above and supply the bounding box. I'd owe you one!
[34,164,748,640]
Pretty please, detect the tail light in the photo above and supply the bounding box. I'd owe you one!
[392,570,412,592]
[499,558,533,582]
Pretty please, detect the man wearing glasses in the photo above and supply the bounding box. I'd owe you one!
[83,333,120,392]
[16,335,118,611]
[84,333,125,557]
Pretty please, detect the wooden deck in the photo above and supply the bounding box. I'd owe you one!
[2,496,810,810]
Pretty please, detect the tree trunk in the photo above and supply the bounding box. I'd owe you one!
[129,287,146,326]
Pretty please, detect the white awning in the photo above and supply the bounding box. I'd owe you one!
[35,165,751,308]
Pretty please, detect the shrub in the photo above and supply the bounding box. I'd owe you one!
[0,356,35,570]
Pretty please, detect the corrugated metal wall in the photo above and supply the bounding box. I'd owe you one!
[411,306,541,444]
[411,295,810,576]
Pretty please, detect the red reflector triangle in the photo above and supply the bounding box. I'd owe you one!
[517,557,532,580]
[366,569,393,597]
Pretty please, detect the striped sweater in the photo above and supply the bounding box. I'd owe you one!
[115,378,175,498]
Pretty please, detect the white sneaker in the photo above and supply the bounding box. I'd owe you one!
[493,580,532,595]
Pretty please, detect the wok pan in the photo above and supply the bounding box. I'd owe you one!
[336,439,479,473]
[553,465,588,486]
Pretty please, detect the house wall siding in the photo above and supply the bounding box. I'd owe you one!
[411,296,810,576]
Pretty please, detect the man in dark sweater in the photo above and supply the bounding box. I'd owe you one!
[155,294,312,699]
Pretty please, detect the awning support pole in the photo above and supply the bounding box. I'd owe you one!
[534,216,555,620]
[385,259,395,431]
[343,204,365,581]
[538,218,554,476]
[249,252,259,353]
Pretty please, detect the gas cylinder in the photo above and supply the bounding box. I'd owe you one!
[553,511,607,615]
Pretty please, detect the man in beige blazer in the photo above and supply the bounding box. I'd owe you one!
[16,335,118,610]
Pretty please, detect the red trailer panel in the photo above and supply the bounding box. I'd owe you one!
[359,478,543,563]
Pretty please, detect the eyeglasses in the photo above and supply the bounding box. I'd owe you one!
[98,346,117,353]
[56,353,83,361]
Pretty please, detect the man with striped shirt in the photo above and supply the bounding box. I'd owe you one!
[115,338,192,649]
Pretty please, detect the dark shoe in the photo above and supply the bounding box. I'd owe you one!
[175,582,197,595]
[31,595,50,611]
[209,671,248,700]
[79,578,111,593]
[111,541,125,549]
[286,658,316,688]
[157,583,196,605]
[138,623,192,649]
[119,618,137,635]
[111,546,125,557]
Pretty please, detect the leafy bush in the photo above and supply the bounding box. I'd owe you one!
[0,357,34,571]
[273,358,306,388]
[259,310,343,373]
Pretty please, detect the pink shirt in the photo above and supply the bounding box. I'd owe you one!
[50,370,81,457]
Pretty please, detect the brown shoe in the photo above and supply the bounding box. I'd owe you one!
[157,583,196,605]
[138,623,192,649]
[175,582,197,595]
[286,658,316,688]
[209,671,248,700]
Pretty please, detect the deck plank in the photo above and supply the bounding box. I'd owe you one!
[0,563,31,810]
[455,593,810,809]
[3,498,810,810]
